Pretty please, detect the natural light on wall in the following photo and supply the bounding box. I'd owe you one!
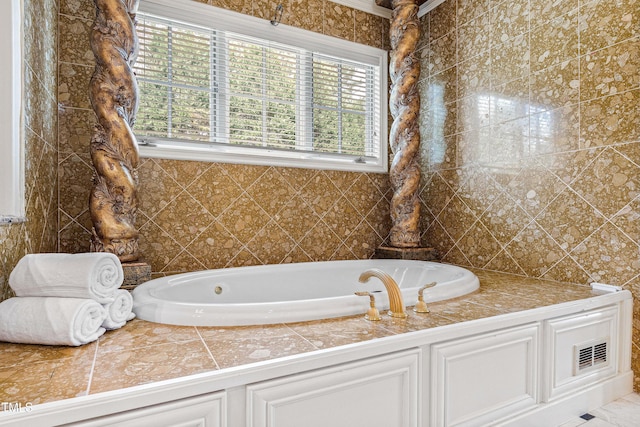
[136,0,388,173]
[0,0,25,224]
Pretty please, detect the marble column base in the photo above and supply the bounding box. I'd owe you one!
[121,261,151,290]
[374,246,439,261]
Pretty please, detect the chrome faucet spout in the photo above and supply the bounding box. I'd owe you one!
[358,268,408,318]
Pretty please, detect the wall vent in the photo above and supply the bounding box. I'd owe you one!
[574,339,609,375]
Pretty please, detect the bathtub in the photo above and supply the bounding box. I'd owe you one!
[132,259,479,326]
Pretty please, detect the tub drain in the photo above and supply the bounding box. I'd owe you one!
[214,286,223,295]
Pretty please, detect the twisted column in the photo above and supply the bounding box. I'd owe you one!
[388,0,421,248]
[89,0,140,262]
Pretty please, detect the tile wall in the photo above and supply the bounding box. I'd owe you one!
[0,0,59,301]
[417,0,639,390]
[57,0,392,275]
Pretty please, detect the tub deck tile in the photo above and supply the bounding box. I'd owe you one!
[0,270,610,411]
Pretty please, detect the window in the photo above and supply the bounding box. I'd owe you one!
[135,0,387,172]
[0,0,24,223]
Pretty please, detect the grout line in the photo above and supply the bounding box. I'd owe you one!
[194,327,220,370]
[84,339,100,396]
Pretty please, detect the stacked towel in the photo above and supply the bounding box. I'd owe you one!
[0,252,135,346]
[0,297,107,346]
[102,289,136,330]
[9,252,124,304]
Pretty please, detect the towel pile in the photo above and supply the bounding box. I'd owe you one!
[0,253,135,346]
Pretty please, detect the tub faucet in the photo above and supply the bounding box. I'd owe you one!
[413,282,437,313]
[358,269,408,318]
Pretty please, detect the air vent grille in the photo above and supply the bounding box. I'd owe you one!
[575,340,608,375]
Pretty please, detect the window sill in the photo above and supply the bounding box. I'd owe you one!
[138,142,388,173]
[0,215,26,225]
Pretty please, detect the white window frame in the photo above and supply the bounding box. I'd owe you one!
[0,0,25,223]
[136,0,388,173]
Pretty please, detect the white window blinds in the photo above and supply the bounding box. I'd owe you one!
[134,10,384,169]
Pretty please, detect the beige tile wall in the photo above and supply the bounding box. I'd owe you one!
[0,0,59,301]
[417,0,639,391]
[57,0,392,275]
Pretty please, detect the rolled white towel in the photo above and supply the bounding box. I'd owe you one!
[0,297,107,346]
[9,253,124,303]
[102,289,135,330]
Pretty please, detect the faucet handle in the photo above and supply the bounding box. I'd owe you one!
[355,291,382,321]
[414,282,437,313]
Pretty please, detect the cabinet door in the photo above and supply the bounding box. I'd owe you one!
[69,392,226,427]
[543,305,618,401]
[247,349,420,427]
[431,324,539,427]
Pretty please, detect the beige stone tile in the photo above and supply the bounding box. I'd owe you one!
[505,221,567,277]
[0,356,93,406]
[58,63,93,109]
[324,196,361,240]
[90,340,216,394]
[530,0,578,29]
[137,220,185,273]
[536,147,602,185]
[571,147,640,218]
[187,222,244,270]
[210,0,251,15]
[201,326,316,369]
[456,221,502,268]
[570,222,640,285]
[457,94,490,133]
[186,164,244,220]
[581,37,640,101]
[427,298,507,322]
[344,220,382,259]
[155,159,211,190]
[152,192,214,247]
[457,12,491,61]
[530,103,581,154]
[484,250,527,276]
[503,166,568,217]
[59,13,93,66]
[490,0,530,46]
[162,249,207,274]
[274,194,321,242]
[530,58,580,111]
[58,153,93,219]
[610,197,640,243]
[429,0,456,42]
[479,192,532,246]
[429,31,457,76]
[299,172,342,216]
[299,220,343,260]
[343,174,384,217]
[98,319,200,353]
[580,89,640,148]
[430,66,458,105]
[59,107,95,156]
[61,0,95,20]
[579,0,639,55]
[286,317,395,349]
[437,194,477,242]
[287,0,324,34]
[323,1,354,41]
[245,220,296,265]
[541,255,592,284]
[457,0,490,26]
[531,11,579,73]
[458,49,491,99]
[536,188,607,252]
[441,244,473,267]
[354,9,384,48]
[491,33,530,86]
[137,160,184,220]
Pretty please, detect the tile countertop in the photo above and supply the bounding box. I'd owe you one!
[0,269,609,410]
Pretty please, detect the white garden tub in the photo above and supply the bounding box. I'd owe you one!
[132,259,479,326]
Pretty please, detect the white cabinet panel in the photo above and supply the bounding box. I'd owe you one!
[68,392,226,427]
[543,305,618,401]
[247,349,420,427]
[431,324,539,427]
